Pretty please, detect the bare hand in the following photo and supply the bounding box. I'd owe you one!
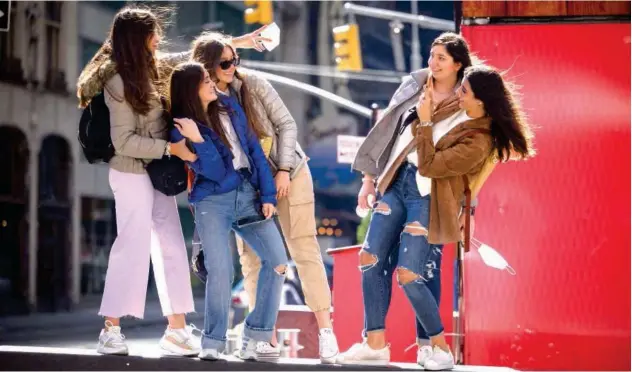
[459,213,475,242]
[174,118,203,143]
[416,73,434,123]
[275,171,291,200]
[170,139,197,162]
[262,203,277,219]
[357,178,377,210]
[232,24,273,52]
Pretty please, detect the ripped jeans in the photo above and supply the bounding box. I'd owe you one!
[194,176,287,351]
[360,162,444,337]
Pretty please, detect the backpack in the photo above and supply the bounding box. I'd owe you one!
[78,92,115,164]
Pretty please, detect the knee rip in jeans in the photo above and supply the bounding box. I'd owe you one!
[403,221,428,236]
[274,264,287,276]
[358,250,378,272]
[396,267,424,285]
[373,202,391,216]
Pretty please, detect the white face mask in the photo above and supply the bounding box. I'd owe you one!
[475,241,516,275]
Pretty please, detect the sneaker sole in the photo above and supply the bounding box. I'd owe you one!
[424,364,454,371]
[320,353,338,364]
[256,354,280,363]
[97,347,129,356]
[158,338,199,357]
[237,352,257,361]
[338,359,389,366]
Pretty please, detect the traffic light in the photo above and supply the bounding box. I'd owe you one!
[332,24,363,72]
[244,0,273,25]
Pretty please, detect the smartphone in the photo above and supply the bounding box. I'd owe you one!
[259,22,280,51]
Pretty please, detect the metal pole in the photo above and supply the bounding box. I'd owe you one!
[241,59,405,83]
[410,0,422,71]
[388,21,405,72]
[247,68,373,118]
[343,2,455,31]
[25,2,39,311]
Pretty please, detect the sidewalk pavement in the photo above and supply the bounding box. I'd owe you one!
[0,293,206,343]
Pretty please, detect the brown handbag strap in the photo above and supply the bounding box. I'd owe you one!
[462,174,472,253]
[456,128,490,253]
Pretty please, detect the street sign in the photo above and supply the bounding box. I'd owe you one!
[336,135,365,164]
[0,1,11,32]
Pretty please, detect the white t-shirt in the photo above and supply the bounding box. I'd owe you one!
[381,108,472,196]
[218,89,250,171]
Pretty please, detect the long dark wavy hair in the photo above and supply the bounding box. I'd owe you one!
[168,62,231,148]
[431,32,474,82]
[464,65,536,162]
[190,33,267,139]
[77,6,169,114]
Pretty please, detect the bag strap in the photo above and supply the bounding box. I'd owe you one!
[455,128,490,253]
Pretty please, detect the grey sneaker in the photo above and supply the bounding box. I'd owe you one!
[237,337,257,361]
[96,321,128,356]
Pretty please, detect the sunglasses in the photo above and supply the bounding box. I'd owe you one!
[219,57,240,70]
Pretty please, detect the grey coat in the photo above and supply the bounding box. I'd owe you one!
[230,68,307,179]
[352,68,429,177]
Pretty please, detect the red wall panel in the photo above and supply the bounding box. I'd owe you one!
[461,23,630,370]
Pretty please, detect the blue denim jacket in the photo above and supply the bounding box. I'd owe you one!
[170,105,276,206]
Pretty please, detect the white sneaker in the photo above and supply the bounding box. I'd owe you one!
[417,345,433,366]
[237,337,258,361]
[97,321,128,355]
[318,328,339,364]
[198,348,220,361]
[255,341,280,361]
[158,326,201,357]
[336,341,390,366]
[424,346,455,370]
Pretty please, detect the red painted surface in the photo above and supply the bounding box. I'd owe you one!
[330,244,456,363]
[460,23,631,370]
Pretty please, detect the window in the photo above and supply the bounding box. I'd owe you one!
[0,1,16,61]
[45,2,62,71]
[0,1,24,84]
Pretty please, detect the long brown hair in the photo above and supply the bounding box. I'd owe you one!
[190,33,267,139]
[464,65,536,162]
[168,62,231,148]
[77,6,167,115]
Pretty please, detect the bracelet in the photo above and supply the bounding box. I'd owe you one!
[277,168,290,173]
[419,121,433,127]
[362,177,375,184]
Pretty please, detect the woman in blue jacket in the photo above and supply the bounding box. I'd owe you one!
[168,61,287,362]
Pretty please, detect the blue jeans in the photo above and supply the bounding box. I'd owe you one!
[361,163,444,338]
[194,176,287,351]
[383,248,442,342]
